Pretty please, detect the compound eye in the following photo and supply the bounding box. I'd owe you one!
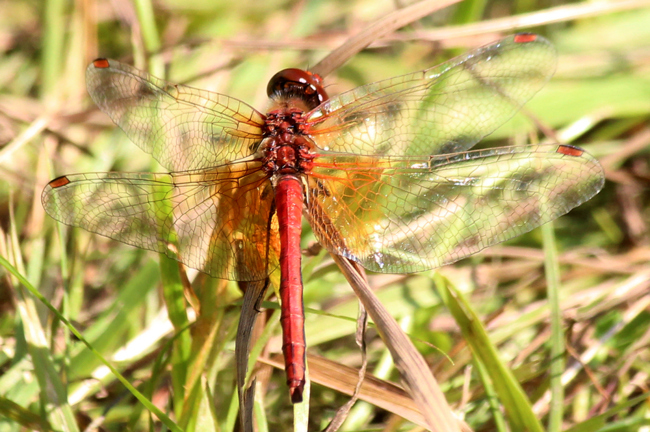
[266,68,329,107]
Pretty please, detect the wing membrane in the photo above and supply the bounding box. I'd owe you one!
[42,164,276,281]
[306,144,604,273]
[307,34,556,157]
[86,59,266,171]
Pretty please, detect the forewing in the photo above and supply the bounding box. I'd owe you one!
[306,34,556,156]
[306,145,604,273]
[86,59,266,172]
[42,164,276,281]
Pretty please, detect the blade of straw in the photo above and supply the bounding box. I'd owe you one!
[331,255,461,432]
[310,0,460,78]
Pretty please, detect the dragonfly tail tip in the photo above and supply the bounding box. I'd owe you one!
[290,386,304,404]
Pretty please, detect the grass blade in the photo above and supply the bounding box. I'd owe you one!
[435,272,544,432]
[0,255,183,432]
[542,222,565,431]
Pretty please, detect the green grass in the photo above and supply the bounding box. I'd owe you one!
[1,0,650,431]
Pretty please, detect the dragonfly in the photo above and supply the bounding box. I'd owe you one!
[42,33,604,403]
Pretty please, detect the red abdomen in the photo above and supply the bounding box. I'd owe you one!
[275,175,306,403]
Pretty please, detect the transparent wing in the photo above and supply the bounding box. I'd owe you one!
[306,144,604,273]
[86,59,267,172]
[306,34,556,156]
[42,163,277,281]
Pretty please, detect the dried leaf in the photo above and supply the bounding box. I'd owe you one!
[322,304,368,431]
[236,280,268,432]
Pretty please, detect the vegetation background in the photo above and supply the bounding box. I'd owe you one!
[1,0,649,431]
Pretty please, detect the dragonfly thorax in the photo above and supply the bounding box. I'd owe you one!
[261,109,315,176]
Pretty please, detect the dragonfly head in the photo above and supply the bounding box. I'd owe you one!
[267,68,329,110]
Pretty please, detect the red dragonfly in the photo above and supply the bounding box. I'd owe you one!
[43,33,604,403]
